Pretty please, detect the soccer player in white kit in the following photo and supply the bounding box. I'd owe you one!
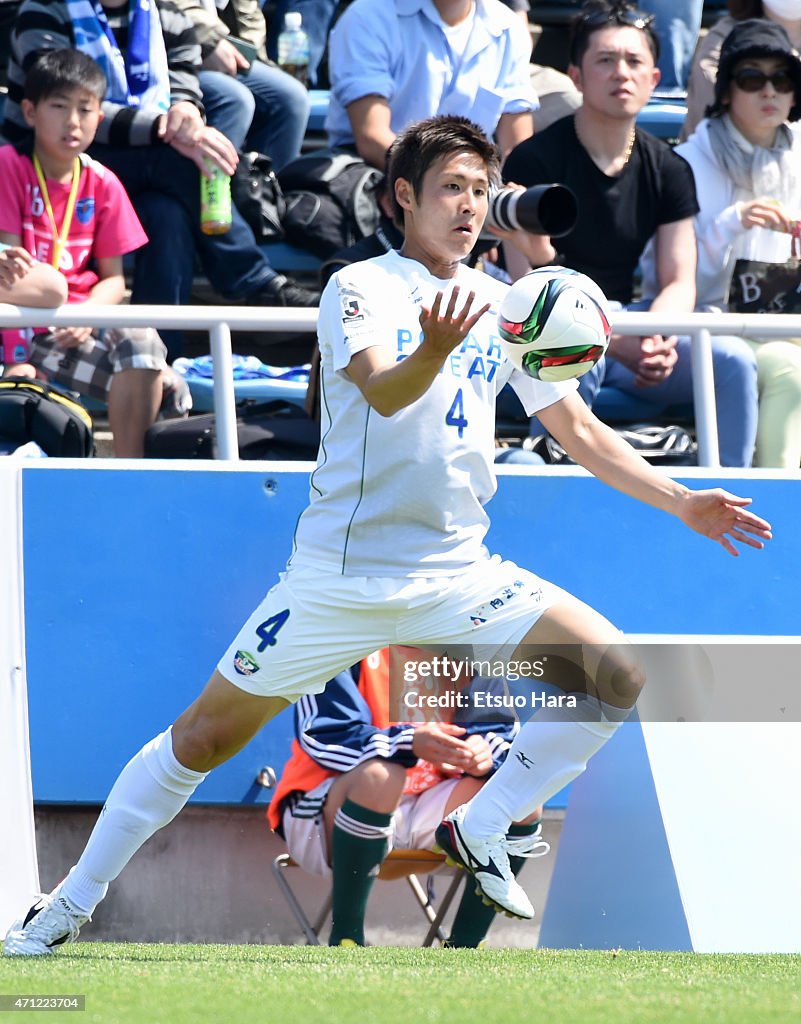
[4,115,772,954]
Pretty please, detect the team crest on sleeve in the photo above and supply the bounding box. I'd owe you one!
[343,297,362,322]
[338,285,367,325]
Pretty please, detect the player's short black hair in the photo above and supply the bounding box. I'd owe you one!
[23,49,107,104]
[387,114,500,224]
[568,0,660,68]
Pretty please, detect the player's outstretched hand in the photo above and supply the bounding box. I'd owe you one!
[678,489,772,556]
[419,287,490,357]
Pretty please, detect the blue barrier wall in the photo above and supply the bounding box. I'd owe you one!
[21,464,799,806]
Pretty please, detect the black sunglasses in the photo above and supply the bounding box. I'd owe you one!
[579,6,655,30]
[732,68,796,94]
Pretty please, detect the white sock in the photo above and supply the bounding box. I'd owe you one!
[61,728,207,915]
[462,699,626,838]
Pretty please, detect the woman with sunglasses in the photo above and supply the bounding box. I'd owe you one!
[682,0,801,139]
[674,19,801,466]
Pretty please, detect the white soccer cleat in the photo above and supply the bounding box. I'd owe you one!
[435,805,535,920]
[3,888,89,956]
[505,822,551,861]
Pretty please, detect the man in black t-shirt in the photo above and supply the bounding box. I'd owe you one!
[499,0,758,467]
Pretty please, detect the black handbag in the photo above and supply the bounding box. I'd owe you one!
[727,228,801,314]
[231,151,286,243]
[144,400,319,460]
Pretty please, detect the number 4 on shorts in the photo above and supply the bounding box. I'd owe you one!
[255,609,290,651]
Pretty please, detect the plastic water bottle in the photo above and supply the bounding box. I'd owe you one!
[200,162,232,235]
[277,11,310,87]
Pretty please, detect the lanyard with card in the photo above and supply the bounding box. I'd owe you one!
[32,154,81,270]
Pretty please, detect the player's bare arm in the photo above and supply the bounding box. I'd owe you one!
[346,286,490,416]
[539,391,772,556]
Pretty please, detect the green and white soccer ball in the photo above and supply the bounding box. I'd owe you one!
[498,266,612,383]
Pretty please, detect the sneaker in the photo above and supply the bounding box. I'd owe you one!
[435,806,535,920]
[3,889,89,957]
[252,275,320,308]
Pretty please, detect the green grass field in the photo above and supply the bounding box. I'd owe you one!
[1,945,799,1024]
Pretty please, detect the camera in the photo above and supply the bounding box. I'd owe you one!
[483,183,578,238]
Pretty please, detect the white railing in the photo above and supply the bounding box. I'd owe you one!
[2,304,799,465]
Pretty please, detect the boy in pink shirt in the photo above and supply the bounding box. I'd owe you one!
[0,49,189,457]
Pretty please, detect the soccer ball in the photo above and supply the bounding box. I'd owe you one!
[497,267,612,383]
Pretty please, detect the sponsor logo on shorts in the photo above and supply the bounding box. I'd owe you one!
[468,580,543,627]
[470,605,488,626]
[233,650,260,676]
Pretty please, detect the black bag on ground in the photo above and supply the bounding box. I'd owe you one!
[231,150,286,243]
[526,423,697,466]
[277,147,382,258]
[0,377,94,457]
[144,399,320,460]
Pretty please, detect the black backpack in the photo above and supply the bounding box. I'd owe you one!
[0,377,94,457]
[277,147,383,259]
[231,150,286,244]
[144,399,320,460]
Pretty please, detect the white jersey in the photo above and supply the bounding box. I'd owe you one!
[290,250,575,577]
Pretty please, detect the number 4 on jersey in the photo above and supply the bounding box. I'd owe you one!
[446,388,468,437]
[255,610,290,651]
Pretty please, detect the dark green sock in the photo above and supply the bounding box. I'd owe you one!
[328,798,393,946]
[445,821,541,948]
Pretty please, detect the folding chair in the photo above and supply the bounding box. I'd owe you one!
[272,848,466,947]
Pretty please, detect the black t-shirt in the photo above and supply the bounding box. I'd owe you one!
[502,115,699,304]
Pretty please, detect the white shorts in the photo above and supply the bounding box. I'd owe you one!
[217,554,568,700]
[282,777,462,880]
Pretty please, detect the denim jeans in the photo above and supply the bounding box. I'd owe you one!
[200,61,310,170]
[527,297,759,467]
[574,337,758,468]
[90,141,277,357]
[642,0,703,94]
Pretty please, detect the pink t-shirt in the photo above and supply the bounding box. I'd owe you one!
[0,144,148,362]
[0,144,147,301]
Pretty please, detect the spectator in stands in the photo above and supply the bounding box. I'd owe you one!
[2,0,319,361]
[0,50,191,458]
[270,648,549,947]
[174,0,310,171]
[682,0,801,139]
[642,0,704,94]
[0,243,67,308]
[500,0,759,467]
[325,0,537,168]
[319,174,402,285]
[672,20,801,467]
[0,0,21,88]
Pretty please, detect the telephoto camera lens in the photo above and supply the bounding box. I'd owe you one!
[484,184,578,237]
